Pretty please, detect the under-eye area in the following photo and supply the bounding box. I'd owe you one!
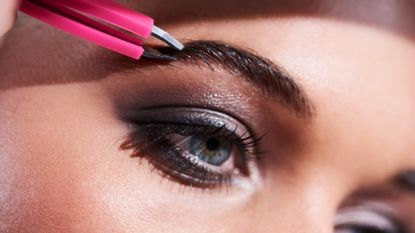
[119,107,263,189]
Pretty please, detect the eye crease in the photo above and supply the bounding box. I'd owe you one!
[164,41,315,118]
[115,40,315,119]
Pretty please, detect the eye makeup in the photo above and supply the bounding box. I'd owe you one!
[119,107,263,189]
[335,183,415,233]
[335,205,406,233]
[397,171,415,192]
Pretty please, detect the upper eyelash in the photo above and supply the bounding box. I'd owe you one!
[135,122,262,160]
[137,120,266,160]
[120,122,262,188]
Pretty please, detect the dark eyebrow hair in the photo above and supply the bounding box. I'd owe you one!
[152,40,314,119]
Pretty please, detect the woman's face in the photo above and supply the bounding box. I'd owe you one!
[1,0,415,232]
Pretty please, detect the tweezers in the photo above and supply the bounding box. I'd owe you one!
[19,0,184,60]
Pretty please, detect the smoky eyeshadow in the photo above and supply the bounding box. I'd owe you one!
[119,106,253,137]
[110,85,256,127]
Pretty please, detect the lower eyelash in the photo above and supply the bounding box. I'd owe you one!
[120,130,232,188]
[120,123,261,189]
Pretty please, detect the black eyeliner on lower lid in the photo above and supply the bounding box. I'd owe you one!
[118,107,262,188]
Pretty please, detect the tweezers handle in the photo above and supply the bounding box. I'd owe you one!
[20,0,155,59]
[40,0,154,38]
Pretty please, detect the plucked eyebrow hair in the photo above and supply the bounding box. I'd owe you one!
[152,40,314,119]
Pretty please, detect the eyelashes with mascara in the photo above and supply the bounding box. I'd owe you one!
[119,107,263,189]
[335,206,407,233]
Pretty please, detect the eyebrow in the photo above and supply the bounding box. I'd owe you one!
[150,40,314,119]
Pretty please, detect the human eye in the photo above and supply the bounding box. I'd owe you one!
[335,206,406,233]
[119,107,263,189]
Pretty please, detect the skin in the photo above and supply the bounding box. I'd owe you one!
[1,0,415,232]
[0,0,18,44]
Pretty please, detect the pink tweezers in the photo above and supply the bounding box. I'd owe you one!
[19,0,184,60]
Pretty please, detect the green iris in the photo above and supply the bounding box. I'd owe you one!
[189,135,232,166]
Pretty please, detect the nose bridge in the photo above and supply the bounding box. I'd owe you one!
[264,200,335,233]
[286,199,334,233]
[253,174,341,233]
[267,196,334,233]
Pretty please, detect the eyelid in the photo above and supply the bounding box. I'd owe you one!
[121,106,254,138]
[335,204,405,233]
[153,40,314,118]
[336,209,395,231]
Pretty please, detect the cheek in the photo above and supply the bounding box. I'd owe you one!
[0,84,128,231]
[0,84,254,232]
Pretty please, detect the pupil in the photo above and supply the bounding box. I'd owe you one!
[188,135,232,166]
[205,138,220,151]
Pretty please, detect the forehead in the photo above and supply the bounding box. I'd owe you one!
[126,0,415,38]
[1,0,415,89]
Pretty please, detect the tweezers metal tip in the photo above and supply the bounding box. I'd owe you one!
[151,25,184,51]
[142,48,176,61]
